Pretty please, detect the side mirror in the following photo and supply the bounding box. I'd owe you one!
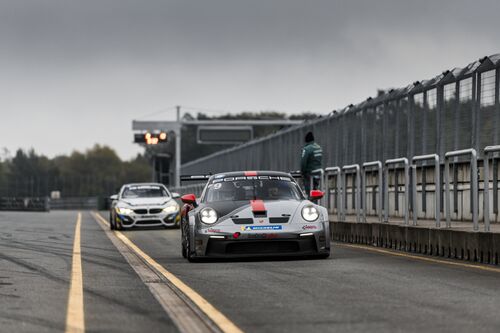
[110,194,118,201]
[171,192,181,199]
[181,194,197,205]
[310,190,324,200]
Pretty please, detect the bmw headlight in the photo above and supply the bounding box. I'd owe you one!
[301,205,319,222]
[163,203,179,214]
[200,207,218,224]
[116,207,133,215]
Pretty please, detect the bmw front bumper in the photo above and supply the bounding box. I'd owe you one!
[116,212,180,228]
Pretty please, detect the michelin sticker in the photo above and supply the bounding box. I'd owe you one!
[241,225,283,231]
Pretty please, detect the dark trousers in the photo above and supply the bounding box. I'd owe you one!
[303,175,320,196]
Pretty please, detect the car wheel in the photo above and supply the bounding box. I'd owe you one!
[108,213,115,230]
[117,219,124,231]
[185,229,197,262]
[181,242,187,258]
[181,219,189,259]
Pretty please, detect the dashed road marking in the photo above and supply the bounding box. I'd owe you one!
[92,212,243,333]
[65,212,84,333]
[337,242,500,273]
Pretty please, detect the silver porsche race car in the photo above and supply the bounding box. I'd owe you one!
[109,183,181,230]
[180,171,330,261]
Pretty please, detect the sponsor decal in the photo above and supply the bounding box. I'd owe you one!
[212,176,291,184]
[258,219,265,224]
[302,225,318,230]
[241,225,282,231]
[213,183,222,190]
[207,228,222,233]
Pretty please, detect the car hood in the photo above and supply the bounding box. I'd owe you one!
[199,200,304,220]
[120,197,172,207]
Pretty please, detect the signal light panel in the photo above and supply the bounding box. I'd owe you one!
[134,132,168,145]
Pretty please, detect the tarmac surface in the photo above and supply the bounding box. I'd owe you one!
[1,210,500,333]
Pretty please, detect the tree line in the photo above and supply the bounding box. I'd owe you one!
[0,111,320,198]
[0,145,150,198]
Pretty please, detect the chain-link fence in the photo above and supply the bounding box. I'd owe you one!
[181,54,500,175]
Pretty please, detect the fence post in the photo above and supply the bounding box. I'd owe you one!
[342,164,361,223]
[482,146,500,232]
[444,149,478,230]
[411,154,440,227]
[325,167,342,222]
[384,158,409,225]
[362,161,383,223]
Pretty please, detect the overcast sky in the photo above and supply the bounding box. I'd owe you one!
[1,0,499,160]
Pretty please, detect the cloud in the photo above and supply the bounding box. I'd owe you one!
[0,0,499,159]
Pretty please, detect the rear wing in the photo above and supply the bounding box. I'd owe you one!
[180,175,212,182]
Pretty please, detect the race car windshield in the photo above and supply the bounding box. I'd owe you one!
[203,179,303,202]
[122,186,169,198]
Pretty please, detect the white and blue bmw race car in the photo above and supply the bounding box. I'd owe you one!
[109,183,181,230]
[180,171,330,261]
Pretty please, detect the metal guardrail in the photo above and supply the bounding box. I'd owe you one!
[172,146,500,231]
[362,161,383,223]
[444,149,478,230]
[384,158,409,225]
[325,167,342,222]
[342,164,361,223]
[483,146,500,232]
[411,154,440,227]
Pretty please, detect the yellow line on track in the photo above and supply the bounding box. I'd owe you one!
[93,212,243,333]
[65,212,85,333]
[337,242,500,274]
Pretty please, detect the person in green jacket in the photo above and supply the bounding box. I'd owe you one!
[301,131,323,195]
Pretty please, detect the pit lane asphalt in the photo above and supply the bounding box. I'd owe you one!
[1,211,500,332]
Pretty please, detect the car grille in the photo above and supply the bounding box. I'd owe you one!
[232,218,253,224]
[149,208,163,214]
[206,238,317,256]
[135,220,161,225]
[226,241,299,254]
[133,209,148,214]
[269,217,289,224]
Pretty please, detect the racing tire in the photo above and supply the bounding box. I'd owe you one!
[181,244,187,258]
[184,229,198,262]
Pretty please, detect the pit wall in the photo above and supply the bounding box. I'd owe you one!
[330,221,500,265]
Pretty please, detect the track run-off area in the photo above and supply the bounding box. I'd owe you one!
[1,211,500,333]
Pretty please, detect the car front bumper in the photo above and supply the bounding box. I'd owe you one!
[116,212,180,228]
[191,221,330,258]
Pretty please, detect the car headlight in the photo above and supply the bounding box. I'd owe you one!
[163,203,179,214]
[116,207,133,215]
[301,205,319,222]
[200,207,218,224]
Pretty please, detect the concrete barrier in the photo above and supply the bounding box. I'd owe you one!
[330,221,500,265]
